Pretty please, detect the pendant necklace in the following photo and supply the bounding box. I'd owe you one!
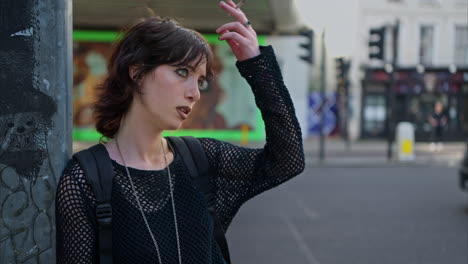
[115,137,182,264]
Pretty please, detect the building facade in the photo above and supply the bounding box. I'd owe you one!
[349,0,468,141]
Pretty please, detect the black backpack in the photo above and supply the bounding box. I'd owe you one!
[73,136,231,264]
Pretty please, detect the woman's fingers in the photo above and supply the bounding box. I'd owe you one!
[216,22,252,39]
[218,31,249,46]
[219,1,256,36]
[219,31,251,55]
[226,0,237,8]
[218,0,260,61]
[219,1,248,24]
[219,30,239,47]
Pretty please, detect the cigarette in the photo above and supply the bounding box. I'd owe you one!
[236,0,245,9]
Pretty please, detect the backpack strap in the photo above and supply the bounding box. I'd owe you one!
[167,136,231,264]
[73,144,113,264]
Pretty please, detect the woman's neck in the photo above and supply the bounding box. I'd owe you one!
[107,113,171,171]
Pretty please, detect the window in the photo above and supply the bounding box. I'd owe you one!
[454,26,468,66]
[419,25,434,65]
[363,94,386,137]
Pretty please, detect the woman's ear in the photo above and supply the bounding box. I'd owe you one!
[129,66,145,89]
[129,66,138,81]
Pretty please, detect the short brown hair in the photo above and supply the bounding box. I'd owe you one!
[93,16,214,141]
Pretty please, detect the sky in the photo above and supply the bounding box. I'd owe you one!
[295,0,359,58]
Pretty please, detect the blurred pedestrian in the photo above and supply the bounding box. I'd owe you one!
[428,101,448,151]
[55,1,305,264]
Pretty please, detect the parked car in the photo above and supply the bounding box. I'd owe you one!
[459,141,468,191]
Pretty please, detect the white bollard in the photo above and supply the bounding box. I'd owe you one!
[396,122,415,161]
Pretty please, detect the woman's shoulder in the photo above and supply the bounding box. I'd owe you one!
[198,137,240,152]
[198,137,221,147]
[197,137,221,152]
[56,157,96,216]
[58,157,88,188]
[197,137,225,162]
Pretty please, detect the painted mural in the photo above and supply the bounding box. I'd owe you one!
[73,43,112,127]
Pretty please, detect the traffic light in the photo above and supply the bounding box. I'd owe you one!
[335,57,350,84]
[299,29,314,64]
[368,27,386,60]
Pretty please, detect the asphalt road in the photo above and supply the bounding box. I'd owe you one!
[227,167,468,264]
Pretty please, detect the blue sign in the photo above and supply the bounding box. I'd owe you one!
[308,92,338,136]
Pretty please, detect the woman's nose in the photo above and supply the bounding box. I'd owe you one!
[185,81,200,102]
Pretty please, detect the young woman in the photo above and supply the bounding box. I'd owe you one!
[56,1,305,263]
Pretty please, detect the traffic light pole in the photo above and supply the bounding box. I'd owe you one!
[336,58,351,152]
[319,30,326,161]
[387,19,400,161]
[344,79,351,152]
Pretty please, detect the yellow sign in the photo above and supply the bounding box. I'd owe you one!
[402,139,413,154]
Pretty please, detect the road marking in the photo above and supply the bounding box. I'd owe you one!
[279,211,321,264]
[294,195,320,221]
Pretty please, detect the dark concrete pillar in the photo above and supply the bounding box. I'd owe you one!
[0,0,72,263]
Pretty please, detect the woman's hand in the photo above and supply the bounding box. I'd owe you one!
[216,0,261,61]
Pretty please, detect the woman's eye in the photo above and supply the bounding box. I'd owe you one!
[176,68,188,77]
[198,80,208,91]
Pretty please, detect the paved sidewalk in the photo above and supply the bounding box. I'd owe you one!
[303,138,465,168]
[73,138,466,168]
[239,137,465,167]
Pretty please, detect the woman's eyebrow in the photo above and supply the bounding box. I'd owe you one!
[185,65,206,79]
[185,65,196,71]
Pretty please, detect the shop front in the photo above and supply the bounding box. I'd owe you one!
[361,67,468,141]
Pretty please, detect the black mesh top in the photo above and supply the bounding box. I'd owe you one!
[55,45,305,264]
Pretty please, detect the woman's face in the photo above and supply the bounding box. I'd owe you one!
[133,59,207,130]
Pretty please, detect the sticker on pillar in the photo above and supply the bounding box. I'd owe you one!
[402,139,413,154]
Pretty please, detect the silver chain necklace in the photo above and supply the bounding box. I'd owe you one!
[115,137,182,264]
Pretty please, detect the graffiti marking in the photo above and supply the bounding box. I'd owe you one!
[42,79,50,91]
[10,27,33,37]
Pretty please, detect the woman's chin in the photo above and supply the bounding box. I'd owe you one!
[164,120,183,131]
